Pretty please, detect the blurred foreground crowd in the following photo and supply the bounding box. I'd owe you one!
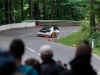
[0,39,97,75]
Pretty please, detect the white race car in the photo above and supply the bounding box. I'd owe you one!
[37,25,59,38]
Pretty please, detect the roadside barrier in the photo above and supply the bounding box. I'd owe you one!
[0,22,35,31]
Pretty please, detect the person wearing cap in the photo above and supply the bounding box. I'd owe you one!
[39,45,64,75]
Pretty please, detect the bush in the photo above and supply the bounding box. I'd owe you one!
[80,20,100,48]
[80,20,90,32]
[92,31,100,48]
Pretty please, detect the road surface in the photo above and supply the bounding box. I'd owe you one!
[0,26,100,74]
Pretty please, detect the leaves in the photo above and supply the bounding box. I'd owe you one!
[0,0,99,24]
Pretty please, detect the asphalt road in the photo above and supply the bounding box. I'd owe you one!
[0,26,100,74]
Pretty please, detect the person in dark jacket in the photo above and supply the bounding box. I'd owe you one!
[59,40,97,75]
[0,50,17,75]
[39,45,64,75]
[9,39,38,75]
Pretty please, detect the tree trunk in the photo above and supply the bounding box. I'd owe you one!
[43,0,46,20]
[4,0,10,24]
[90,11,95,27]
[21,0,24,20]
[8,0,10,24]
[90,0,95,34]
[11,1,15,23]
[34,0,40,20]
[29,0,33,19]
[98,3,100,24]
[50,0,53,19]
[56,0,59,19]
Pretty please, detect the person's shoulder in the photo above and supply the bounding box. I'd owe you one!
[55,63,63,68]
[59,70,74,75]
[18,65,32,71]
[18,64,33,70]
[18,65,38,75]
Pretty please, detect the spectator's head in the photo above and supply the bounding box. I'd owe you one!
[39,45,53,61]
[76,40,92,57]
[25,58,41,75]
[0,50,16,75]
[56,60,62,64]
[9,39,25,59]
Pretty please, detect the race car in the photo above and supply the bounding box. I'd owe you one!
[37,25,59,38]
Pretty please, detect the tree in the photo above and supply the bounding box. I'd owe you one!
[34,0,40,20]
[10,1,15,23]
[56,0,59,19]
[98,3,100,24]
[43,0,46,19]
[90,0,95,30]
[4,0,10,24]
[29,0,33,19]
[50,0,53,19]
[21,0,24,20]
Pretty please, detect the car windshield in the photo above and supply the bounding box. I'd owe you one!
[42,26,51,30]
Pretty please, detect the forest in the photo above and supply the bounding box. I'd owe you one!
[0,0,100,25]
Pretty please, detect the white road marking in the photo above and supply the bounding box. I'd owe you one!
[20,33,34,37]
[26,47,40,56]
[37,53,40,55]
[26,47,35,52]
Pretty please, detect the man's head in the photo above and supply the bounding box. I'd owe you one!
[39,45,53,61]
[76,40,92,57]
[9,39,25,58]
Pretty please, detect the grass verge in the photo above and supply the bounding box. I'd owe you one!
[56,31,100,56]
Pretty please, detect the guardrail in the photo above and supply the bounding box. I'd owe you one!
[0,22,35,31]
[0,20,81,32]
[23,20,81,26]
[23,20,81,22]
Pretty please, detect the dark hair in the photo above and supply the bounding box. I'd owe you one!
[25,58,41,75]
[79,40,90,45]
[77,40,92,55]
[9,39,25,58]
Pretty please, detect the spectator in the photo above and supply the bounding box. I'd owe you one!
[56,60,67,69]
[39,45,64,75]
[9,39,38,75]
[25,58,42,75]
[59,40,97,75]
[0,49,17,75]
[96,23,100,31]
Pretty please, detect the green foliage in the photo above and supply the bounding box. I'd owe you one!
[57,20,100,55]
[0,0,91,24]
[80,20,90,32]
[0,0,99,24]
[56,31,88,46]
